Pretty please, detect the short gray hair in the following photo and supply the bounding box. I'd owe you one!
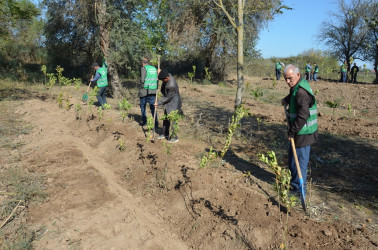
[283,64,300,75]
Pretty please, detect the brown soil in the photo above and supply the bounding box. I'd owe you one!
[3,77,378,249]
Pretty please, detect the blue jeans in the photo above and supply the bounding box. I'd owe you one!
[341,72,346,82]
[288,144,311,194]
[140,95,158,127]
[97,86,107,106]
[313,73,318,81]
[275,69,281,80]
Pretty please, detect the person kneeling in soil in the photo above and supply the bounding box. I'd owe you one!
[154,69,182,143]
[281,64,318,196]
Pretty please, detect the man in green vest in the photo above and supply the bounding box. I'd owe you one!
[138,58,158,128]
[275,62,282,80]
[313,63,319,82]
[305,62,312,81]
[340,63,347,83]
[281,64,318,196]
[90,62,108,107]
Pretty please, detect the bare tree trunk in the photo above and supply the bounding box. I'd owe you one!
[96,0,122,99]
[235,0,244,109]
[374,45,378,84]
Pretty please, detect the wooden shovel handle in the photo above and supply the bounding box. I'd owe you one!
[86,80,92,93]
[290,138,303,179]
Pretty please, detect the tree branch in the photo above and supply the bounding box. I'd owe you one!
[212,0,237,29]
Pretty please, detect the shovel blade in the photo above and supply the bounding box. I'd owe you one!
[299,179,307,213]
[82,92,88,102]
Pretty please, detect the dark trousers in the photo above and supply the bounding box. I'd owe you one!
[305,72,311,81]
[162,110,177,139]
[275,69,281,80]
[96,86,107,106]
[351,73,357,83]
[140,95,158,127]
[288,144,311,194]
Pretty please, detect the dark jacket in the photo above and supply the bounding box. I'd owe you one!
[157,74,182,114]
[284,79,318,147]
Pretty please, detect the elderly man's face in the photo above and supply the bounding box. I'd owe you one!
[284,69,300,88]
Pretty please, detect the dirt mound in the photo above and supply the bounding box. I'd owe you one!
[3,78,377,249]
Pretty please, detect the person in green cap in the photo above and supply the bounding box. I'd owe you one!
[90,62,108,107]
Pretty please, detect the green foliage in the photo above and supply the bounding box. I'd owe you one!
[118,98,132,122]
[250,87,264,100]
[325,100,339,109]
[57,92,64,108]
[271,73,277,87]
[200,146,218,169]
[0,0,44,79]
[258,151,296,209]
[161,110,184,139]
[97,104,111,121]
[118,138,126,151]
[204,67,212,81]
[200,104,249,168]
[75,103,82,120]
[73,78,82,91]
[88,86,99,107]
[188,65,196,84]
[56,65,71,86]
[347,103,352,115]
[146,116,155,142]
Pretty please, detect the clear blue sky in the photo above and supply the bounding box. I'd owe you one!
[255,0,372,68]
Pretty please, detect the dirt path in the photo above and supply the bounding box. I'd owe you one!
[21,99,187,249]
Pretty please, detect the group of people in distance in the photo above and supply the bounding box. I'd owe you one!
[340,62,359,83]
[276,61,360,84]
[90,59,319,199]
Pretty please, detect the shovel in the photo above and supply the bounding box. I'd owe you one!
[284,104,307,213]
[151,55,160,142]
[82,81,92,102]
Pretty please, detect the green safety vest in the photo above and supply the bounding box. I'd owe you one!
[289,79,318,135]
[96,67,108,87]
[143,65,158,90]
[276,63,282,70]
[314,65,319,73]
[305,64,311,72]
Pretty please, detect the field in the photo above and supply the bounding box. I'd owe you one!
[0,75,377,249]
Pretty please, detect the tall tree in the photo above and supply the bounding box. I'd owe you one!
[361,1,378,83]
[318,0,371,77]
[95,0,122,99]
[161,0,286,108]
[212,0,287,108]
[0,0,42,72]
[43,0,146,81]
